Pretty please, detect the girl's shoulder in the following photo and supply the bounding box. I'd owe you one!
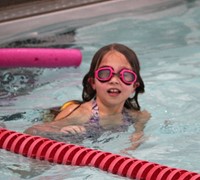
[54,100,80,121]
[54,100,92,121]
[135,109,151,124]
[60,100,81,111]
[126,109,151,124]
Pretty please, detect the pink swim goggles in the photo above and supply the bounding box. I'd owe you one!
[95,66,137,85]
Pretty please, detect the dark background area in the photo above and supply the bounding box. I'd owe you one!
[0,0,111,22]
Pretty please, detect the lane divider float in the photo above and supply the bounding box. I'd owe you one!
[0,128,200,179]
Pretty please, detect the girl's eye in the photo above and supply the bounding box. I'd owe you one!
[98,69,111,78]
[123,72,135,82]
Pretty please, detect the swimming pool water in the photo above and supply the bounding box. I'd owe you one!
[0,0,200,179]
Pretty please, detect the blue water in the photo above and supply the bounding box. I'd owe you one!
[0,0,200,179]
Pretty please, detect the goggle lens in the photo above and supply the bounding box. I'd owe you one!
[123,71,135,83]
[98,68,111,80]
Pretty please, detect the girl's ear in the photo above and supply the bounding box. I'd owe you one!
[132,82,140,92]
[88,77,96,90]
[134,82,140,88]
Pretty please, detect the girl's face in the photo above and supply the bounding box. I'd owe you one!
[91,50,137,109]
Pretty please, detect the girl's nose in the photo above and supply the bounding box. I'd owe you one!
[109,74,120,84]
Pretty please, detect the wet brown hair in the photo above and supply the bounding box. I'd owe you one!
[82,43,145,110]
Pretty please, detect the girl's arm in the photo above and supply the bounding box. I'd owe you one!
[24,122,86,136]
[24,121,62,135]
[126,110,151,151]
[24,103,83,135]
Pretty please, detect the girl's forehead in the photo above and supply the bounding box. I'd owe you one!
[99,51,131,68]
[104,50,123,58]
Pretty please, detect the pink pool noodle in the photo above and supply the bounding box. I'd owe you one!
[0,128,200,180]
[0,48,82,67]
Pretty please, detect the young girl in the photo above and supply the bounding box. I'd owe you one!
[25,43,150,150]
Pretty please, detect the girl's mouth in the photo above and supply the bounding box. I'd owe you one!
[107,88,121,94]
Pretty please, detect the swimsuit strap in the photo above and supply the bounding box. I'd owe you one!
[90,99,99,123]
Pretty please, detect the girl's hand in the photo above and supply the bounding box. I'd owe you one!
[60,125,86,135]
